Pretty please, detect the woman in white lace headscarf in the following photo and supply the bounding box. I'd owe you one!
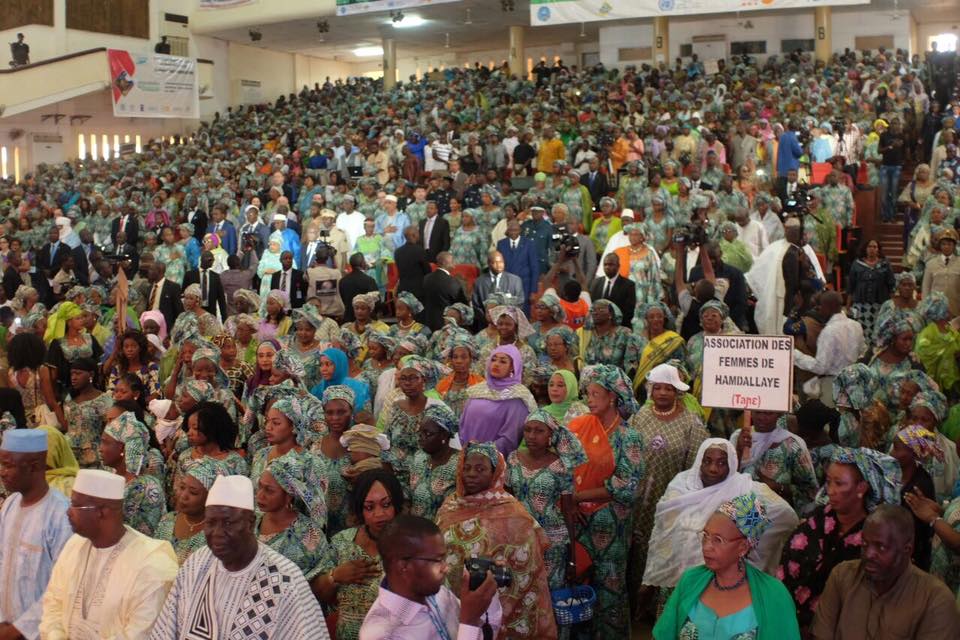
[643,438,799,592]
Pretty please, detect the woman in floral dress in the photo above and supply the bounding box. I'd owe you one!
[614,223,663,333]
[568,364,646,638]
[438,442,558,639]
[256,450,329,579]
[377,355,447,485]
[105,329,161,398]
[155,457,222,565]
[99,411,167,536]
[60,356,113,467]
[434,333,483,420]
[357,332,394,402]
[506,409,586,590]
[449,209,487,269]
[777,447,901,631]
[309,385,356,536]
[315,469,403,640]
[342,292,389,364]
[387,292,432,341]
[617,160,647,210]
[408,403,459,520]
[528,292,566,362]
[285,306,329,390]
[154,225,189,286]
[579,299,642,377]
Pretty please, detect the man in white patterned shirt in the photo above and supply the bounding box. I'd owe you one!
[360,515,501,640]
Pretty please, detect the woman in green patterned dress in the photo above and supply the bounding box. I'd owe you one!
[506,408,587,590]
[388,292,432,340]
[249,394,312,485]
[377,355,448,484]
[172,400,248,497]
[155,457,222,564]
[617,160,647,210]
[285,306,328,390]
[357,332,394,403]
[99,411,167,536]
[408,403,459,520]
[154,225,189,286]
[528,292,566,363]
[578,299,642,377]
[589,196,624,254]
[315,469,404,640]
[435,333,484,420]
[310,385,356,536]
[256,450,329,580]
[449,209,487,269]
[342,292,390,365]
[568,364,646,639]
[61,356,114,468]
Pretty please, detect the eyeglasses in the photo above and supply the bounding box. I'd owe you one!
[68,504,100,512]
[699,531,746,547]
[403,556,448,566]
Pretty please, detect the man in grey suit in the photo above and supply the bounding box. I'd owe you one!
[471,250,525,330]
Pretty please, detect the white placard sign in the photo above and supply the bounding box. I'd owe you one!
[700,335,793,412]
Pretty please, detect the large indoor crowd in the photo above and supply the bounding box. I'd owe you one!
[1,44,960,640]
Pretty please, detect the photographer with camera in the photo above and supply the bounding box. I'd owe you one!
[360,515,502,640]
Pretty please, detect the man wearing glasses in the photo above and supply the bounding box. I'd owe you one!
[0,429,72,640]
[39,469,178,639]
[360,514,501,639]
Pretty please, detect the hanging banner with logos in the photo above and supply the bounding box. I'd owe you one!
[531,0,868,24]
[700,335,793,412]
[199,0,256,7]
[108,50,199,119]
[336,0,460,16]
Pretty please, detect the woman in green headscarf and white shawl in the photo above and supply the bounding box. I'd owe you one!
[257,231,284,304]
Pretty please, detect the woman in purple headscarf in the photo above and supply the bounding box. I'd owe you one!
[458,344,537,457]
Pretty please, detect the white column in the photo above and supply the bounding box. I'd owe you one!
[382,37,397,90]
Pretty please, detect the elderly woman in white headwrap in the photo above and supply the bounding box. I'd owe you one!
[643,438,799,602]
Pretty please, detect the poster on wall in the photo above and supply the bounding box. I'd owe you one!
[531,0,868,24]
[199,0,256,7]
[336,0,460,16]
[108,50,199,119]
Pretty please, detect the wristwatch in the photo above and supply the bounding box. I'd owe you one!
[930,516,943,529]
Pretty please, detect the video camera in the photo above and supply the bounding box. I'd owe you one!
[672,223,708,247]
[466,557,513,590]
[551,224,580,257]
[783,183,814,217]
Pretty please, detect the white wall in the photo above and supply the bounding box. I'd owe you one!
[918,22,960,56]
[596,8,912,69]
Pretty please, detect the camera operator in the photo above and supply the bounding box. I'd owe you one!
[541,243,591,330]
[360,515,501,640]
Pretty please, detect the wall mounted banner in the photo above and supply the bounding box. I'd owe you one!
[336,0,460,16]
[108,50,199,119]
[199,0,256,7]
[699,335,793,412]
[531,0,869,24]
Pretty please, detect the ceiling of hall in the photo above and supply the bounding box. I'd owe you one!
[205,0,960,61]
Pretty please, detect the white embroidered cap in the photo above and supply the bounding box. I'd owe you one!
[74,469,125,500]
[206,475,254,511]
[272,213,287,222]
[646,363,690,391]
[621,208,635,220]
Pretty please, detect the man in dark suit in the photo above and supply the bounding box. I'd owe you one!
[589,253,636,328]
[207,204,238,255]
[422,252,468,331]
[2,251,24,301]
[582,157,609,205]
[270,250,307,310]
[185,202,208,244]
[394,226,432,306]
[145,261,183,332]
[183,251,229,320]
[687,240,749,331]
[471,249,525,330]
[775,168,801,205]
[35,227,67,306]
[338,253,379,323]
[496,220,540,313]
[418,201,450,262]
[110,207,140,248]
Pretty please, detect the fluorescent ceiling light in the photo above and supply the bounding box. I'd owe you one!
[353,46,384,56]
[393,15,427,28]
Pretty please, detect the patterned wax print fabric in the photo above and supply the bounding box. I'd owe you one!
[730,423,820,514]
[408,449,459,521]
[122,473,166,536]
[256,512,328,580]
[154,512,206,566]
[62,392,113,468]
[436,445,558,639]
[316,527,383,640]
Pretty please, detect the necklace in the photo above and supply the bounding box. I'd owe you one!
[602,412,620,434]
[182,513,205,533]
[398,318,415,330]
[652,400,678,417]
[712,570,747,591]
